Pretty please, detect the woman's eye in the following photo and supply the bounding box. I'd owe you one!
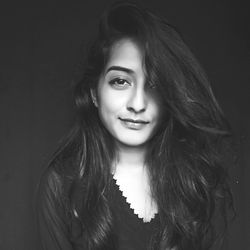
[109,78,131,89]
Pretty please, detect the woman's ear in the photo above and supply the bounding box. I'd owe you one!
[90,89,98,107]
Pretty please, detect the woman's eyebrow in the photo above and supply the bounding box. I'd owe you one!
[106,66,134,74]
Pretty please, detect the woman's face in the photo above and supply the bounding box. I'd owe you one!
[93,38,163,149]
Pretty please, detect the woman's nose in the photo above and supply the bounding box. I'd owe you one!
[127,87,147,113]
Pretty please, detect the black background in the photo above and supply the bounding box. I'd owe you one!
[0,0,249,249]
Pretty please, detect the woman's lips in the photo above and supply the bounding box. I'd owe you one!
[119,118,149,130]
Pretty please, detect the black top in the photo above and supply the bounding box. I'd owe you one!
[107,178,159,250]
[37,168,159,250]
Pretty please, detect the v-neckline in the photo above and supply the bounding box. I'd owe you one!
[111,177,158,224]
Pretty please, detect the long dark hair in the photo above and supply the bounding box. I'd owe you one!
[47,2,233,249]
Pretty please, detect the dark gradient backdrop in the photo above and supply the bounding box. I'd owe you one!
[0,1,249,249]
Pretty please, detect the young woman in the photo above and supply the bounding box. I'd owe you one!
[37,2,233,250]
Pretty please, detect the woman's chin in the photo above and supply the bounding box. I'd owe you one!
[115,138,149,150]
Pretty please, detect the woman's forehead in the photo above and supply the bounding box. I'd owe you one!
[104,38,145,75]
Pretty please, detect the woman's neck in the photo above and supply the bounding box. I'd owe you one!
[113,142,147,172]
[112,142,158,222]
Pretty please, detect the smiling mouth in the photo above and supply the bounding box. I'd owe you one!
[119,118,149,130]
[119,118,149,124]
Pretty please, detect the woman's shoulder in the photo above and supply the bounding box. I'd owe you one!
[38,155,76,202]
[39,165,63,197]
[36,156,79,250]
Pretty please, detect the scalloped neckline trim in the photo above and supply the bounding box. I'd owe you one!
[112,175,158,223]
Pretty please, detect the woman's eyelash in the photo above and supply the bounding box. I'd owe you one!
[109,78,130,86]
